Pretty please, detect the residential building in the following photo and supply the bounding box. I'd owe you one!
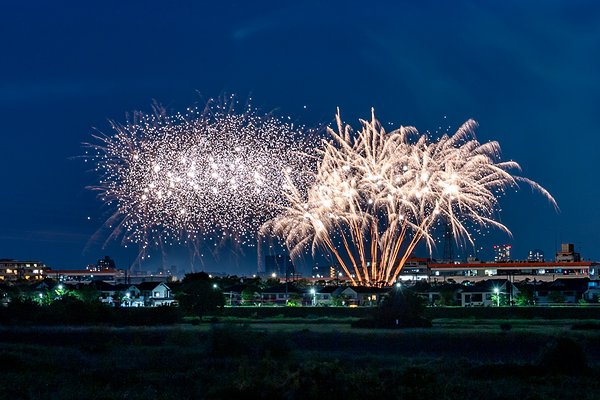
[49,268,125,284]
[555,243,581,262]
[527,249,545,262]
[96,281,175,307]
[493,244,512,262]
[460,279,520,307]
[428,260,594,283]
[533,278,589,304]
[331,286,389,306]
[0,259,47,281]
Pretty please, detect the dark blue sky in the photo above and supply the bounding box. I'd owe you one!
[1,1,599,274]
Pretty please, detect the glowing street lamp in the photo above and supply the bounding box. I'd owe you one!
[310,288,316,306]
[493,287,500,307]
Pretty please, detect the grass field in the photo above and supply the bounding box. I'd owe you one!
[1,318,599,399]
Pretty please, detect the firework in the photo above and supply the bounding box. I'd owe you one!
[87,96,315,257]
[262,109,557,286]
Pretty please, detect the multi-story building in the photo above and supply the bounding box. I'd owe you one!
[527,249,545,262]
[0,259,47,281]
[429,260,594,283]
[311,264,344,279]
[493,244,512,262]
[555,243,581,262]
[396,258,430,281]
[48,268,126,283]
[93,255,116,271]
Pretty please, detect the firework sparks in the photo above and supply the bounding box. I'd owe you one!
[262,109,557,286]
[86,96,315,259]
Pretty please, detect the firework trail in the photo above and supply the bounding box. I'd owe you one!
[262,109,557,286]
[86,96,315,263]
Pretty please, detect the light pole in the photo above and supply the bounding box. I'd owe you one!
[494,287,500,307]
[310,288,316,306]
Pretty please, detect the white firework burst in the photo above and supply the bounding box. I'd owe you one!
[86,96,316,258]
[262,108,557,286]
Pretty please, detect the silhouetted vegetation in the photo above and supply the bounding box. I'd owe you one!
[175,272,225,316]
[352,287,432,328]
[0,322,599,399]
[0,298,182,325]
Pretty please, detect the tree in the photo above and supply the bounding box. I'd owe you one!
[70,285,101,303]
[286,293,302,307]
[437,288,458,306]
[332,294,350,306]
[241,287,258,305]
[515,287,534,306]
[175,272,225,316]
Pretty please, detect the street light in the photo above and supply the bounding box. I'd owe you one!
[310,288,316,306]
[493,287,500,307]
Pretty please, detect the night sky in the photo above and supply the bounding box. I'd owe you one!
[1,1,599,274]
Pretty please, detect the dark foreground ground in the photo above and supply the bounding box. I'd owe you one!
[0,319,599,400]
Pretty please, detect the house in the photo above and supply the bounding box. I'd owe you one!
[87,281,177,307]
[332,286,389,306]
[136,282,176,307]
[95,281,118,305]
[260,284,301,305]
[460,279,520,307]
[535,278,589,304]
[311,286,340,306]
[585,280,600,302]
[421,283,464,306]
[119,284,144,307]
